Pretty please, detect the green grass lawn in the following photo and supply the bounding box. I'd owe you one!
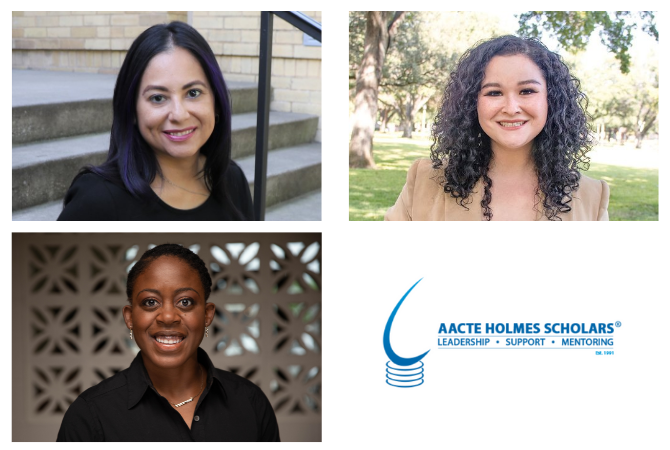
[349,133,658,221]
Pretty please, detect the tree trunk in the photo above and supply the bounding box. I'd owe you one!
[401,120,412,138]
[401,92,413,138]
[349,12,405,168]
[379,108,389,133]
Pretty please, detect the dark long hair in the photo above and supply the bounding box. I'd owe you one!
[430,35,592,220]
[79,21,244,218]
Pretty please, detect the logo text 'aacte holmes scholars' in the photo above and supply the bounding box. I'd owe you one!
[383,279,430,388]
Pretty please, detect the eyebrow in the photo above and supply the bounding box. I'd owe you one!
[480,79,543,90]
[141,80,207,95]
[136,287,200,299]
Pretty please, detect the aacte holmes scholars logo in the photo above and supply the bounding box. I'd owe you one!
[383,278,430,387]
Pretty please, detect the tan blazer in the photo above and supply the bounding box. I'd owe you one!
[385,159,609,221]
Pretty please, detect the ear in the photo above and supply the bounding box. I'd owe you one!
[123,304,133,330]
[204,302,216,328]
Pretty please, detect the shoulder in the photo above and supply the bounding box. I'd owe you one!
[214,368,266,398]
[401,158,440,182]
[57,369,128,441]
[384,159,444,221]
[78,368,129,402]
[58,172,126,220]
[213,368,280,441]
[224,161,254,219]
[63,368,129,418]
[569,174,610,221]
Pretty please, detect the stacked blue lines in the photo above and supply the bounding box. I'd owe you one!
[385,360,424,387]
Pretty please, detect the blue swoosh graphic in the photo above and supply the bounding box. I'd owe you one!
[383,278,430,366]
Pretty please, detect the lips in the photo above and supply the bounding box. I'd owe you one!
[163,127,196,141]
[498,121,527,128]
[155,336,184,344]
[151,331,186,346]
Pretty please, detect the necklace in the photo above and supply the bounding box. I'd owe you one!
[162,174,209,197]
[158,365,206,409]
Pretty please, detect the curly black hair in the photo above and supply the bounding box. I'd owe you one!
[430,35,592,220]
[126,243,212,303]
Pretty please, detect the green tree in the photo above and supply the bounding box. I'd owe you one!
[517,11,658,74]
[379,12,506,139]
[349,12,406,168]
[584,54,658,148]
[378,12,454,138]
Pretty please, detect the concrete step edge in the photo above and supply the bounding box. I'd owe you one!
[12,144,322,220]
[13,111,319,169]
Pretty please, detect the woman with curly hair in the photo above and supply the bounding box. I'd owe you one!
[385,35,609,221]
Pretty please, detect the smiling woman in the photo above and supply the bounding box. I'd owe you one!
[56,244,280,441]
[385,35,609,221]
[57,22,253,221]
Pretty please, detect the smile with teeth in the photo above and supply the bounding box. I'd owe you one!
[499,121,527,127]
[154,336,185,344]
[164,129,195,136]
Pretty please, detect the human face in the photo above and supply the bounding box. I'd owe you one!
[477,54,548,155]
[123,256,215,370]
[136,47,216,161]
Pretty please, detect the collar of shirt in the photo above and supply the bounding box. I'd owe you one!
[126,347,227,410]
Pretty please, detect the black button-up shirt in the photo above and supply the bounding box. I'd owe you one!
[57,348,280,441]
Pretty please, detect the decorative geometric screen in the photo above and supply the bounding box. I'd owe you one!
[12,233,321,442]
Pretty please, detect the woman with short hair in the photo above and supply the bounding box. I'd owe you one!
[57,243,279,441]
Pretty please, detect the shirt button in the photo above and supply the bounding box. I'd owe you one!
[194,416,200,422]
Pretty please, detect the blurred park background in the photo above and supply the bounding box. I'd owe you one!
[348,11,658,221]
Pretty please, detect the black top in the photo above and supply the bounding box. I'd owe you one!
[56,348,280,442]
[57,163,253,221]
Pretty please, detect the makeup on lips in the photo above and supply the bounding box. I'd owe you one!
[163,127,197,142]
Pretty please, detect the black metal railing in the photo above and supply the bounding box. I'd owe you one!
[254,11,322,220]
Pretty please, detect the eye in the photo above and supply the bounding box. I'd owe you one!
[187,89,202,99]
[483,90,502,97]
[178,298,194,307]
[142,298,159,308]
[149,94,166,104]
[520,88,538,95]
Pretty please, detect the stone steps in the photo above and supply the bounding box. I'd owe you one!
[12,69,321,219]
[13,112,318,211]
[12,142,321,221]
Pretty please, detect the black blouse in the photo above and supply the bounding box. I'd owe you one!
[56,348,280,441]
[57,163,253,221]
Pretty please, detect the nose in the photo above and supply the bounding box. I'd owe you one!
[169,98,190,122]
[157,303,181,325]
[502,95,521,115]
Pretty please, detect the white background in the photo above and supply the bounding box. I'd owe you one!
[326,226,669,448]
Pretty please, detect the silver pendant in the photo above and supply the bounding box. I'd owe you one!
[174,397,194,408]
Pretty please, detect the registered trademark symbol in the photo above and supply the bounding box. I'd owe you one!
[615,321,622,327]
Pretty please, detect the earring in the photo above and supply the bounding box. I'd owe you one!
[477,132,482,148]
[129,329,133,340]
[205,327,209,338]
[215,114,220,123]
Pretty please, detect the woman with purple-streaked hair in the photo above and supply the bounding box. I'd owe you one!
[58,22,252,221]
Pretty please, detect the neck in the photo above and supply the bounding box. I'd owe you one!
[142,353,203,400]
[155,152,204,185]
[489,144,535,177]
